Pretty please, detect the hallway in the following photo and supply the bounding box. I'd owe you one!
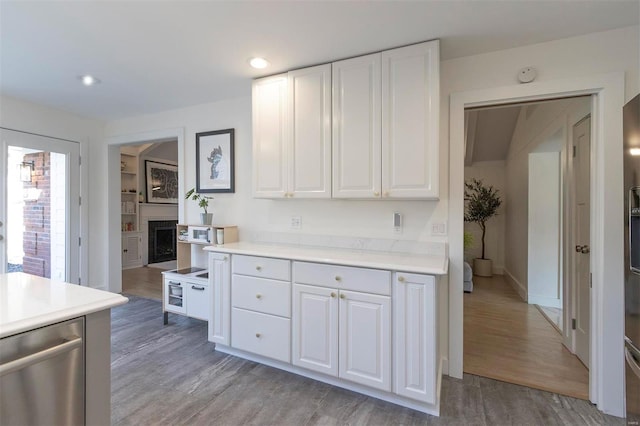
[464,274,589,400]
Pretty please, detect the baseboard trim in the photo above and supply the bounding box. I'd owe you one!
[504,269,527,302]
[528,295,561,308]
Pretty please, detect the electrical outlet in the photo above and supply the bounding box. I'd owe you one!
[290,216,301,229]
[431,222,447,236]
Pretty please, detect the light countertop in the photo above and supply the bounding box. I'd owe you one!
[0,273,128,338]
[204,242,448,275]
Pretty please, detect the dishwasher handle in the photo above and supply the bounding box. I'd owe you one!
[0,336,82,377]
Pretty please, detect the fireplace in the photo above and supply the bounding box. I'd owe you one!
[148,220,177,264]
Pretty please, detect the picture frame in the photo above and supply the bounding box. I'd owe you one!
[145,160,179,204]
[196,129,235,193]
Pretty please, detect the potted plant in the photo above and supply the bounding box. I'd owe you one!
[464,178,502,277]
[185,188,214,225]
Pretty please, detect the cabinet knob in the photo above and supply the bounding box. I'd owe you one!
[330,292,336,298]
[383,191,389,197]
[256,265,262,271]
[398,276,405,282]
[339,293,346,299]
[334,276,341,282]
[256,294,262,299]
[373,191,380,197]
[255,333,261,338]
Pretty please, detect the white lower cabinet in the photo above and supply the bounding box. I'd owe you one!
[292,283,391,392]
[208,253,231,345]
[393,272,437,404]
[207,250,441,414]
[186,282,209,321]
[292,284,338,376]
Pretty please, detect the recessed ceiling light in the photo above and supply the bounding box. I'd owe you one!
[249,57,269,69]
[78,75,101,86]
[630,148,640,156]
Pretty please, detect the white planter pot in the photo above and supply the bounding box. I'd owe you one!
[200,213,213,225]
[473,258,493,277]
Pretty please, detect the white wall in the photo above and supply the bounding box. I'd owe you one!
[528,151,561,308]
[463,161,505,272]
[502,98,589,300]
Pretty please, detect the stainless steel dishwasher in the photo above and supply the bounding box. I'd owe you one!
[0,317,85,425]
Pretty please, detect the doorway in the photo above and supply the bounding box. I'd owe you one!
[0,128,81,283]
[449,73,626,416]
[462,97,591,399]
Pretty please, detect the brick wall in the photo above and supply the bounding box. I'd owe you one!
[22,152,51,278]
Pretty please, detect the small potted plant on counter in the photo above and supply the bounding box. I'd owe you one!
[185,188,214,225]
[464,178,502,277]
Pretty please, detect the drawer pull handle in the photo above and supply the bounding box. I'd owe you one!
[330,292,336,298]
[339,294,346,299]
[398,276,405,282]
[169,281,181,286]
[255,333,261,338]
[191,286,205,291]
[256,266,262,271]
[256,294,262,299]
[334,276,341,282]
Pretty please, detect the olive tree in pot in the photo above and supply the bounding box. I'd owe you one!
[464,178,502,277]
[185,188,214,225]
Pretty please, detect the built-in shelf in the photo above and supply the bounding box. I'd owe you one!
[176,224,238,269]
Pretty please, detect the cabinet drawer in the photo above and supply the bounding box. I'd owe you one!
[232,275,291,318]
[293,262,391,296]
[233,255,291,281]
[231,308,291,362]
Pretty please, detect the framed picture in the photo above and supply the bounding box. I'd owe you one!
[196,129,235,193]
[145,160,178,204]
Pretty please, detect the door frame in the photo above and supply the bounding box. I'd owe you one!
[449,72,625,416]
[105,127,185,294]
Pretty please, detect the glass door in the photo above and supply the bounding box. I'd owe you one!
[0,129,80,283]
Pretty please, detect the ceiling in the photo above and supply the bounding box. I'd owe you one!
[1,1,638,120]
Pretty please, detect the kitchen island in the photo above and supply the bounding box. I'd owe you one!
[0,272,128,426]
[204,242,448,415]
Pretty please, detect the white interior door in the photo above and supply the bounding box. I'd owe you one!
[0,129,80,283]
[573,116,591,367]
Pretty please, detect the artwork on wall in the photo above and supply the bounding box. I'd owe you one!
[145,160,178,204]
[196,129,235,193]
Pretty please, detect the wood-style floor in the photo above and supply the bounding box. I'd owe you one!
[464,274,589,400]
[122,266,164,300]
[111,295,624,425]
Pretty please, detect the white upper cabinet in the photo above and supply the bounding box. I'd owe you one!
[332,53,382,199]
[288,64,332,198]
[253,66,332,199]
[382,40,439,199]
[252,40,439,200]
[252,74,288,198]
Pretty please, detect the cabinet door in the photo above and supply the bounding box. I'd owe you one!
[332,53,382,199]
[252,74,288,198]
[292,284,338,376]
[288,64,332,198]
[208,253,230,345]
[393,272,437,404]
[164,278,187,315]
[122,234,141,268]
[339,290,391,391]
[186,282,209,321]
[381,40,439,199]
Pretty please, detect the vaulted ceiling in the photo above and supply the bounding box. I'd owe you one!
[1,1,638,119]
